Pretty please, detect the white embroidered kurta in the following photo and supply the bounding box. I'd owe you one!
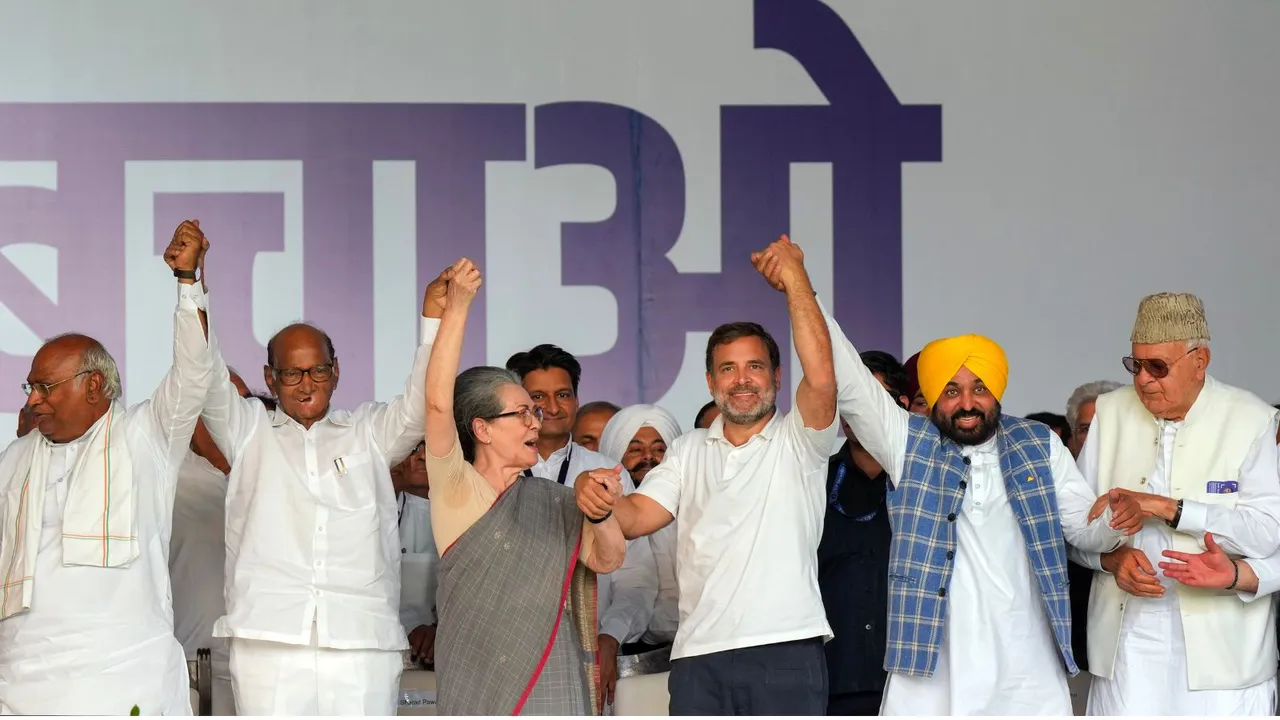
[821,298,1122,715]
[1075,421,1280,716]
[0,283,212,715]
[169,451,233,715]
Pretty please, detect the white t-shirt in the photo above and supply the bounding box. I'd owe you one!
[635,409,838,659]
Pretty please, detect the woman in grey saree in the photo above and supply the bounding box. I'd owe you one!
[421,259,628,716]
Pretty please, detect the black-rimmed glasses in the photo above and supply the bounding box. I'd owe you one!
[272,364,334,386]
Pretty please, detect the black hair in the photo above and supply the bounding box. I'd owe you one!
[505,344,582,395]
[859,350,909,406]
[704,322,781,375]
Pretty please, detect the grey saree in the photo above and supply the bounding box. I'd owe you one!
[435,476,600,716]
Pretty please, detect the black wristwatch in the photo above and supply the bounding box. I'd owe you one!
[587,510,613,524]
[173,268,197,280]
[1166,498,1184,529]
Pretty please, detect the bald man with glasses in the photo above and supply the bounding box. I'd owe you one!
[198,262,455,716]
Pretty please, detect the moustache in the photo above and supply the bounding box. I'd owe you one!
[727,383,762,395]
[629,459,658,475]
[950,408,984,422]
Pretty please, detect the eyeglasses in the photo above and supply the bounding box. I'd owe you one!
[486,406,543,426]
[1122,348,1195,379]
[21,371,91,398]
[272,364,334,386]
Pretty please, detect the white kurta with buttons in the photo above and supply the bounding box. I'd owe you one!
[820,297,1124,716]
[204,315,438,650]
[1076,420,1278,716]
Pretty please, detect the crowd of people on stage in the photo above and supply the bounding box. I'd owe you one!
[3,219,1279,716]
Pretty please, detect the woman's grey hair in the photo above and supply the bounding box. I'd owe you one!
[454,366,523,462]
[1065,380,1124,431]
[45,333,122,401]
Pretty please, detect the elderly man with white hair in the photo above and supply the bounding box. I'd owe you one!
[591,403,683,712]
[0,221,215,714]
[1065,380,1124,460]
[1073,292,1280,716]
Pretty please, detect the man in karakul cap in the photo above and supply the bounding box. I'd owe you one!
[1071,292,1280,716]
[813,303,1140,715]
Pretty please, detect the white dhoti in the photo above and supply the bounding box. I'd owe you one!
[229,627,403,716]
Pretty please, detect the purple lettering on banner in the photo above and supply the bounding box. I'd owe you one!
[0,104,525,408]
[714,0,943,407]
[0,1,938,414]
[536,102,687,407]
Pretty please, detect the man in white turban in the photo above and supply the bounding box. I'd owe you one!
[593,404,683,712]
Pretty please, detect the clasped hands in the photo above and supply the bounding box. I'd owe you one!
[1087,487,1178,536]
[575,465,624,521]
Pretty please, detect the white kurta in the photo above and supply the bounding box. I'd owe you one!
[1077,421,1278,715]
[820,298,1123,715]
[878,437,1081,715]
[169,451,233,716]
[0,283,211,715]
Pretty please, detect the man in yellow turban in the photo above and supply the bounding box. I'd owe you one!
[807,308,1140,716]
[914,334,1008,445]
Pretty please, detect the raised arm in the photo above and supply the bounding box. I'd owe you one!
[750,235,836,430]
[424,259,474,461]
[365,270,450,463]
[817,300,911,487]
[149,221,217,469]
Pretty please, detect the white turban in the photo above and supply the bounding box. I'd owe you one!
[598,404,684,465]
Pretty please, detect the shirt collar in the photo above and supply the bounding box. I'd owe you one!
[704,410,784,446]
[269,405,353,429]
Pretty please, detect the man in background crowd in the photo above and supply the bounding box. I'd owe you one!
[693,400,719,430]
[573,400,620,453]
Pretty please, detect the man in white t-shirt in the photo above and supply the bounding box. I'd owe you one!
[587,235,839,715]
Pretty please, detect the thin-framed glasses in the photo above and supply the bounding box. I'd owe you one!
[21,370,91,398]
[272,364,334,386]
[486,406,543,427]
[1122,348,1195,379]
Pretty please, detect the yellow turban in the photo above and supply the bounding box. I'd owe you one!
[917,334,1009,408]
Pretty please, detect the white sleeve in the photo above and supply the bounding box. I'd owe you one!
[1176,420,1280,559]
[1050,432,1124,554]
[1067,429,1109,572]
[817,297,910,487]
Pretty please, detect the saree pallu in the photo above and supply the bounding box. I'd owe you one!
[435,477,600,715]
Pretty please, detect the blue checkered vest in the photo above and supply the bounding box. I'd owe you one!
[884,414,1075,677]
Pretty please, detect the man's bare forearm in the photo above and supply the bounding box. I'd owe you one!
[613,494,674,541]
[786,275,836,395]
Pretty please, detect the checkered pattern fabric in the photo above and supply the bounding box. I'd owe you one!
[884,414,1076,677]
